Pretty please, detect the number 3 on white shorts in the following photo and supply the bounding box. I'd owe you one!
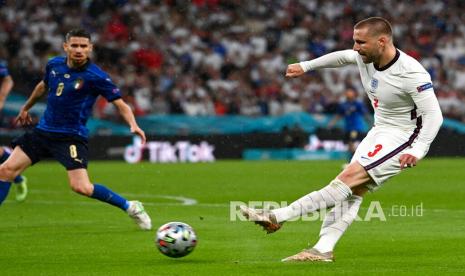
[368,144,383,157]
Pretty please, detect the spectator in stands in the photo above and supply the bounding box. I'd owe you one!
[0,0,463,121]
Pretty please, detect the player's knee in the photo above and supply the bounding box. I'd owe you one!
[338,169,356,183]
[337,162,370,187]
[69,180,93,196]
[0,164,19,182]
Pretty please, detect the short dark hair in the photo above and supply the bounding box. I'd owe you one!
[354,17,393,38]
[65,28,91,42]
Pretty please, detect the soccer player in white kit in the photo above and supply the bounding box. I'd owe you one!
[241,17,443,262]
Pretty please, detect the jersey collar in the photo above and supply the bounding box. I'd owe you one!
[374,49,400,71]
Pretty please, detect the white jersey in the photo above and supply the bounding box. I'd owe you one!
[300,49,443,159]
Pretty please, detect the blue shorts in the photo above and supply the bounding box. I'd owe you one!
[12,129,89,170]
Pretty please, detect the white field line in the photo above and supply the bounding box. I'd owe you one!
[4,189,465,213]
[3,199,226,207]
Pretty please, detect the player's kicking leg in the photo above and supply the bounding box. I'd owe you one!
[240,178,356,234]
[242,162,371,261]
[281,186,368,262]
[240,177,354,236]
[67,169,152,230]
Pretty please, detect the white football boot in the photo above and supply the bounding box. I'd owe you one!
[127,201,152,230]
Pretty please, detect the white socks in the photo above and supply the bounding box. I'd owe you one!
[272,178,352,223]
[313,195,363,253]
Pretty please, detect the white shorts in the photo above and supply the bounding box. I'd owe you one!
[351,125,421,190]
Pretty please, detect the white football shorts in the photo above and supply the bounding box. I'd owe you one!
[352,123,422,190]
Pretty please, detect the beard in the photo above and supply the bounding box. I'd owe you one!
[359,52,375,64]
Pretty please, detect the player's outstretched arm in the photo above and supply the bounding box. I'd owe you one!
[112,98,146,144]
[292,50,358,75]
[15,81,47,126]
[0,75,14,110]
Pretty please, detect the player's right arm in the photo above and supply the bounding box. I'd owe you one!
[286,50,358,78]
[15,81,47,125]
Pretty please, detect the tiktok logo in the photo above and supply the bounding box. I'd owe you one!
[124,137,215,163]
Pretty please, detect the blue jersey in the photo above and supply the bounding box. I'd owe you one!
[0,59,9,77]
[37,56,122,138]
[337,100,367,132]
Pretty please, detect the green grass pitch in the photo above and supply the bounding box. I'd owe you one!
[1,159,465,275]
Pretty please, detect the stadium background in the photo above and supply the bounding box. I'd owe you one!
[1,0,465,162]
[1,1,465,275]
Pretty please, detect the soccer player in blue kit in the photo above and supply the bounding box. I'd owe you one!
[0,29,152,230]
[328,87,370,162]
[0,59,28,202]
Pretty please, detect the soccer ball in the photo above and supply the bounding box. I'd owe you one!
[155,222,197,258]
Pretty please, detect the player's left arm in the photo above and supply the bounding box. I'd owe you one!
[112,98,146,144]
[400,73,443,169]
[0,75,14,110]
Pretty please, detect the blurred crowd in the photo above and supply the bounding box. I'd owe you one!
[1,0,465,122]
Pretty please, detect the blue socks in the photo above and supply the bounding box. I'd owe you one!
[1,182,130,208]
[0,149,24,184]
[0,181,12,205]
[90,184,129,211]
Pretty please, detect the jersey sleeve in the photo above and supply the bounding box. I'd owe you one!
[300,50,358,72]
[403,72,443,159]
[43,57,64,86]
[43,60,53,85]
[94,75,122,102]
